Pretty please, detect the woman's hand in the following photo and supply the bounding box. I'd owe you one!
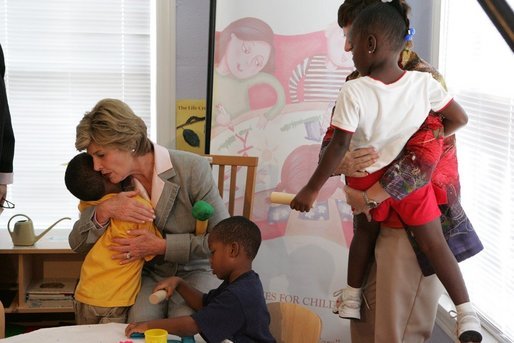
[334,147,378,177]
[125,321,149,337]
[95,190,155,224]
[111,229,166,264]
[344,185,372,221]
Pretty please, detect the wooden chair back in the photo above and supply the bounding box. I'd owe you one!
[205,154,258,219]
[267,302,322,343]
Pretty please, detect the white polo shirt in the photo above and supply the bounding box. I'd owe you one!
[331,70,452,173]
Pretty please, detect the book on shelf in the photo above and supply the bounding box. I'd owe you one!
[26,278,77,297]
[25,298,74,308]
[27,293,74,300]
[25,278,77,308]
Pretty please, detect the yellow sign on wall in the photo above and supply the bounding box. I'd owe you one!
[176,99,206,154]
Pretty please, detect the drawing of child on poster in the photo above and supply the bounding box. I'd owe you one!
[211,14,355,244]
[213,17,285,130]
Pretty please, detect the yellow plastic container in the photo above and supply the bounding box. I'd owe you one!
[144,328,168,343]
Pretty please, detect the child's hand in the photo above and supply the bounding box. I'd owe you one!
[153,276,181,299]
[125,321,149,337]
[290,187,318,212]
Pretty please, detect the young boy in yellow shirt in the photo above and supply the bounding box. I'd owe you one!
[65,152,161,324]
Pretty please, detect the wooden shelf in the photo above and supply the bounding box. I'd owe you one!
[14,306,74,314]
[0,229,83,317]
[0,229,77,254]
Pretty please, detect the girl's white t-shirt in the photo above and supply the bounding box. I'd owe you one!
[331,70,452,173]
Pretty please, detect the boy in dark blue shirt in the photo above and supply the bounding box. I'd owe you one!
[125,216,275,343]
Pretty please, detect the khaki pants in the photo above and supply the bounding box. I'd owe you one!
[73,300,129,325]
[351,227,443,343]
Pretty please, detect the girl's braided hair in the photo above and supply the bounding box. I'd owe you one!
[352,0,411,53]
[338,0,411,28]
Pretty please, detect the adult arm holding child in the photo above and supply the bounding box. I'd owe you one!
[345,99,468,215]
[93,190,155,225]
[334,147,378,177]
[69,189,155,255]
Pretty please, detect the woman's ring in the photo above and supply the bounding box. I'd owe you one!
[126,252,131,259]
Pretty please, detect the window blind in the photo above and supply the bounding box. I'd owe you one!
[0,0,151,229]
[439,0,514,340]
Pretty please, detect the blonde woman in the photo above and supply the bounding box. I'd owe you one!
[69,98,229,322]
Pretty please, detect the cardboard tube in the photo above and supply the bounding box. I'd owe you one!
[196,219,208,236]
[192,201,214,236]
[270,192,296,205]
[149,289,167,304]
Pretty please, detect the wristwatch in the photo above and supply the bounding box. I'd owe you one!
[362,191,379,209]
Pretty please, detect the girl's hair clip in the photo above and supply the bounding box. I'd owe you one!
[404,27,416,41]
[381,0,393,2]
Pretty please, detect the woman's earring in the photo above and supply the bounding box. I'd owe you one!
[131,148,135,153]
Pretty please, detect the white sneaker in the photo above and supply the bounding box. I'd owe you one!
[456,311,482,342]
[332,288,361,320]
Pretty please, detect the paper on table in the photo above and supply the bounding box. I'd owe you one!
[0,323,205,343]
[0,323,142,343]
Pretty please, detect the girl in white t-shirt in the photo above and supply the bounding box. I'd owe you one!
[290,2,481,342]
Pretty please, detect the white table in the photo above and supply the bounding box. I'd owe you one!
[0,323,205,343]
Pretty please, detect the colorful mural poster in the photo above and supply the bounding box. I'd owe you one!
[207,1,355,340]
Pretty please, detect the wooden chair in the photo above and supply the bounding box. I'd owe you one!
[267,302,322,343]
[205,154,258,219]
[0,300,5,338]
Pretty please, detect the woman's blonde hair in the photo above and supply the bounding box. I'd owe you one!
[75,98,152,155]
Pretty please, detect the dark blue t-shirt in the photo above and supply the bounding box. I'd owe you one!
[191,271,275,343]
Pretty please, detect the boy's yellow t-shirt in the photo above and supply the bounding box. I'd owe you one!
[74,194,162,307]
